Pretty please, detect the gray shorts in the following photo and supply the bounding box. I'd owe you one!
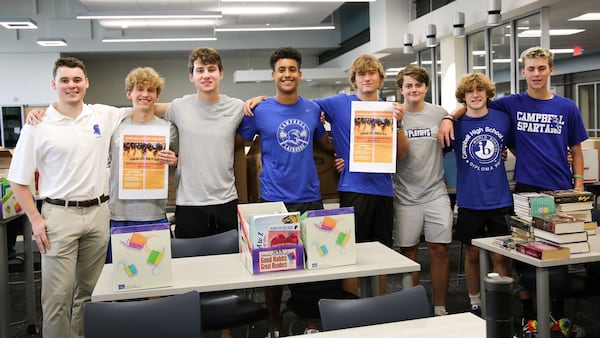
[393,194,453,247]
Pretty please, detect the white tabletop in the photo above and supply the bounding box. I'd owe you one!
[472,234,600,267]
[92,241,420,302]
[286,313,485,338]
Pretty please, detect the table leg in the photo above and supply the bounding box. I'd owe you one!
[22,218,39,333]
[0,223,9,338]
[478,248,489,318]
[401,273,413,290]
[536,267,550,338]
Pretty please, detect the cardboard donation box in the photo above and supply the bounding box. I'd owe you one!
[238,202,304,274]
[300,207,356,269]
[111,223,172,291]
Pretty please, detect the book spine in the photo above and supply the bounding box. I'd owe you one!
[531,218,557,233]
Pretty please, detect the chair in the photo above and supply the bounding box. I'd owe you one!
[282,280,359,335]
[170,229,269,335]
[83,291,201,338]
[318,285,431,331]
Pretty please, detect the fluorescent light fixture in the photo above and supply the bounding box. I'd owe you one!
[550,48,575,54]
[519,29,585,37]
[492,59,511,64]
[569,13,600,21]
[471,50,486,56]
[0,18,38,29]
[215,24,334,32]
[102,36,217,43]
[222,0,373,2]
[473,66,487,70]
[100,19,216,29]
[77,11,222,20]
[36,38,67,47]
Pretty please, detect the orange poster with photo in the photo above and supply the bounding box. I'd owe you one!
[349,101,397,173]
[119,125,170,199]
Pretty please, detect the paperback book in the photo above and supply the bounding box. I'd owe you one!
[515,241,570,260]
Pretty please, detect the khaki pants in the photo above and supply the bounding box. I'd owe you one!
[40,202,110,338]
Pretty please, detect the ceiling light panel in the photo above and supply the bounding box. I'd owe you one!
[0,18,38,29]
[102,36,217,43]
[215,25,334,32]
[37,38,67,46]
[569,13,600,21]
[77,11,223,20]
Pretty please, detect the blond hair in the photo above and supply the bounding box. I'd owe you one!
[348,55,385,89]
[125,67,165,94]
[455,73,496,105]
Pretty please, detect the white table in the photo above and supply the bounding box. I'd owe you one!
[472,235,600,338]
[92,241,420,302]
[286,312,485,338]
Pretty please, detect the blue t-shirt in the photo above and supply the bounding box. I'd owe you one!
[490,93,588,190]
[314,94,393,197]
[238,97,325,203]
[452,109,514,210]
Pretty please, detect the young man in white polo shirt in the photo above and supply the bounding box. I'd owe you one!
[8,57,129,338]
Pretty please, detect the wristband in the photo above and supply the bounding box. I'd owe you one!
[573,174,584,179]
[442,115,456,122]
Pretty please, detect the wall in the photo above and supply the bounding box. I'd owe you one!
[0,52,342,108]
[0,53,59,106]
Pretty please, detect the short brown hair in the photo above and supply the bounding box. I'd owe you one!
[348,55,385,89]
[188,47,223,74]
[395,65,430,88]
[455,73,496,105]
[125,67,165,95]
[53,56,87,79]
[520,46,554,69]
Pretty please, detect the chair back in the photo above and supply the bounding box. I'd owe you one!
[171,229,238,258]
[318,285,431,331]
[84,291,201,338]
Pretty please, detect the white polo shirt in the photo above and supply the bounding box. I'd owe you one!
[8,103,129,200]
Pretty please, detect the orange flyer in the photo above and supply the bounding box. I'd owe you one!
[349,101,397,173]
[118,125,170,199]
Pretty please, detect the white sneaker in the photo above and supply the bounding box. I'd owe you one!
[265,330,280,338]
[304,328,320,334]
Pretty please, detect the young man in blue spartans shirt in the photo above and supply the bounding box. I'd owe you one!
[439,46,588,337]
[239,47,334,337]
[450,73,513,316]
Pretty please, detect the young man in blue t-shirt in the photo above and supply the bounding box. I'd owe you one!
[450,73,513,316]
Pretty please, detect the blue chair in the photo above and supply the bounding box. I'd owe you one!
[171,229,269,335]
[318,285,431,331]
[83,291,201,338]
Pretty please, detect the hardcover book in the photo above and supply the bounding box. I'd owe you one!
[536,239,590,254]
[513,192,556,219]
[531,213,585,234]
[542,189,593,204]
[515,241,570,260]
[555,201,594,212]
[532,228,588,244]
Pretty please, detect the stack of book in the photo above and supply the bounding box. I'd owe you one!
[542,189,597,236]
[513,192,556,221]
[506,214,534,240]
[531,213,590,254]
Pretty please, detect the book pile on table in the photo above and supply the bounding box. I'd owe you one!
[513,192,556,221]
[531,213,590,254]
[541,189,597,236]
[496,190,596,260]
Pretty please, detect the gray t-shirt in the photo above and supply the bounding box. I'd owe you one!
[165,94,244,206]
[394,102,449,205]
[109,116,178,221]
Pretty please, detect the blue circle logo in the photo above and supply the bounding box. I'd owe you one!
[277,119,310,153]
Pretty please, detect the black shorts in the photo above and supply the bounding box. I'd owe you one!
[455,206,513,245]
[174,199,238,238]
[260,199,323,215]
[340,192,393,247]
